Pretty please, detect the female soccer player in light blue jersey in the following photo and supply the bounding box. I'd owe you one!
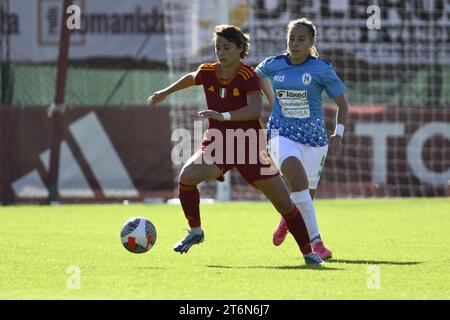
[256,18,349,259]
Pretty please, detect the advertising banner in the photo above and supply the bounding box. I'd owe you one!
[4,0,449,64]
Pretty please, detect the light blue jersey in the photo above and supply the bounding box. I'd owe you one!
[256,54,345,147]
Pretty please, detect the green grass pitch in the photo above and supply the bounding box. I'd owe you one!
[0,198,448,299]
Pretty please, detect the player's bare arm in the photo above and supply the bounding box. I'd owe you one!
[259,76,275,107]
[334,94,349,128]
[198,92,263,121]
[148,72,196,107]
[329,94,349,156]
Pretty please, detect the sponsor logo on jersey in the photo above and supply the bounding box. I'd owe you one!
[275,89,310,119]
[208,85,215,92]
[273,75,285,82]
[276,90,308,99]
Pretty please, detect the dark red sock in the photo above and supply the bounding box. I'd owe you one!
[283,206,312,255]
[179,183,201,228]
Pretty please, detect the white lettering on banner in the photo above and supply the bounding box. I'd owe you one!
[407,122,450,186]
[355,123,405,184]
[355,122,450,187]
[10,119,449,199]
[7,0,450,64]
[248,0,450,65]
[10,0,166,62]
[276,89,310,119]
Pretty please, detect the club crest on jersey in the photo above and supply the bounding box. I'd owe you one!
[302,73,312,85]
[219,87,227,98]
[233,88,240,96]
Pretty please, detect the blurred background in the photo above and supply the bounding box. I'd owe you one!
[1,0,449,204]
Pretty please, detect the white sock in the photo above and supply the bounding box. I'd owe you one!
[190,227,203,235]
[291,190,320,241]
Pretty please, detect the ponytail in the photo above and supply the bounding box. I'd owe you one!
[310,45,319,58]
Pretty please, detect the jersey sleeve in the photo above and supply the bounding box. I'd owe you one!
[194,64,205,85]
[242,67,261,95]
[255,56,275,78]
[323,64,346,99]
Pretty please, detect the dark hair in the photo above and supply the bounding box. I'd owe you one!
[213,24,250,58]
[287,18,319,57]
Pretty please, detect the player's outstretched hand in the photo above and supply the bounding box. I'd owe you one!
[329,134,343,156]
[147,91,168,107]
[197,110,224,121]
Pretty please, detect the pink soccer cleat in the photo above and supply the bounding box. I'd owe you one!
[272,218,289,246]
[312,240,332,260]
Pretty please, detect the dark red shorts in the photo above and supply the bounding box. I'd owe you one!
[198,127,279,184]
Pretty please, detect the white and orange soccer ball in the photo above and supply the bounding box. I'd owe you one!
[120,217,157,254]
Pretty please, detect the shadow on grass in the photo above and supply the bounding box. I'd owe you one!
[207,265,342,271]
[326,259,423,266]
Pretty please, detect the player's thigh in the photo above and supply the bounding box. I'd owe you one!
[269,136,308,191]
[253,175,294,215]
[179,151,222,185]
[268,135,301,170]
[302,145,328,190]
[280,156,309,192]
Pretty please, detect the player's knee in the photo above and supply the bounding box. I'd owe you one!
[179,165,200,185]
[283,172,308,192]
[289,180,308,192]
[281,157,308,191]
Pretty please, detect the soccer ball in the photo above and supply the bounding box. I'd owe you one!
[120,217,157,254]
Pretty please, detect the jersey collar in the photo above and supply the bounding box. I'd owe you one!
[283,54,316,66]
[215,62,242,85]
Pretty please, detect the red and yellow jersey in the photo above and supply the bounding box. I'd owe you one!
[194,62,262,130]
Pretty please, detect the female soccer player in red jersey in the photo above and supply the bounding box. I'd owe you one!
[148,25,324,266]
